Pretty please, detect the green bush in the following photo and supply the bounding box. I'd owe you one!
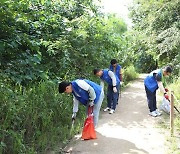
[169,78,180,131]
[123,65,139,84]
[0,80,85,153]
[0,64,139,153]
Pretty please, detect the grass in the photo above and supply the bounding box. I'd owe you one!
[157,77,180,153]
[0,65,140,153]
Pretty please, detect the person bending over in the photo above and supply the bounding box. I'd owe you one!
[59,79,104,127]
[93,69,120,114]
[144,66,172,117]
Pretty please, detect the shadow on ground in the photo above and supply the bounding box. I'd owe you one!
[64,132,148,154]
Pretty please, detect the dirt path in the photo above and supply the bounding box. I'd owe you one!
[64,75,168,154]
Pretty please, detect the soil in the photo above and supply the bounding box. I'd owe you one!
[62,75,170,154]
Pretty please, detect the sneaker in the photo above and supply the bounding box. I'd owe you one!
[155,109,162,116]
[109,109,115,114]
[103,107,110,112]
[149,111,157,117]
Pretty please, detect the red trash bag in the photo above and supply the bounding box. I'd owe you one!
[81,106,97,140]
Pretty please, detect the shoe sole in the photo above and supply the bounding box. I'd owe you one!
[103,110,110,112]
[149,113,157,117]
[156,114,162,116]
[109,111,115,114]
[155,111,162,116]
[103,108,111,112]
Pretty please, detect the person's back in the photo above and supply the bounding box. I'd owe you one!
[144,66,172,117]
[93,68,120,114]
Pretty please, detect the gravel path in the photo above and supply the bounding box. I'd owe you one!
[64,75,168,154]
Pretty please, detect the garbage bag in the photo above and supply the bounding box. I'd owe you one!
[160,97,171,114]
[81,107,96,140]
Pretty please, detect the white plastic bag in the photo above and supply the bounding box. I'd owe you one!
[159,97,171,114]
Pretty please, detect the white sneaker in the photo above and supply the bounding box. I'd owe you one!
[155,109,162,116]
[149,111,157,117]
[103,107,110,112]
[109,109,115,114]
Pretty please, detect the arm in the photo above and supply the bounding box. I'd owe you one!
[73,96,79,113]
[100,79,104,89]
[155,73,166,94]
[108,70,116,86]
[88,86,96,101]
[108,71,117,92]
[76,80,96,105]
[72,96,79,120]
[157,81,166,94]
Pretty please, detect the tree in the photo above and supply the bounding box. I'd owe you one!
[129,0,180,74]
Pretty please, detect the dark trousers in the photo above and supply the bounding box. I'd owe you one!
[145,85,157,112]
[117,84,121,103]
[107,85,120,110]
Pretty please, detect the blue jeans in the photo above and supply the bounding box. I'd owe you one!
[145,85,157,112]
[86,90,104,127]
[107,85,120,110]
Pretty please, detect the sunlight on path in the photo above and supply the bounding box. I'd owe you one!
[65,75,168,154]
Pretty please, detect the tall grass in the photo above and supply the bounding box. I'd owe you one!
[166,77,180,153]
[0,81,85,153]
[169,78,180,131]
[0,65,139,153]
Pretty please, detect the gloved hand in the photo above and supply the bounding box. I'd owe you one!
[164,93,169,100]
[113,87,117,93]
[88,100,94,107]
[165,88,169,92]
[72,112,76,121]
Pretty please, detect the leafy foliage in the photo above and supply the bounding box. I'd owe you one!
[0,0,133,153]
[0,79,85,153]
[123,65,138,83]
[129,0,180,74]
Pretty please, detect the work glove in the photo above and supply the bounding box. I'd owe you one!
[165,88,169,92]
[88,100,94,107]
[113,87,117,93]
[164,93,169,100]
[72,112,76,121]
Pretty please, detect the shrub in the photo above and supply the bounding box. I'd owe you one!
[169,78,180,131]
[123,65,139,84]
[0,80,85,153]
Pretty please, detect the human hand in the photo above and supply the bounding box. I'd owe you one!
[113,87,117,93]
[164,93,169,100]
[89,101,94,107]
[165,88,169,92]
[72,112,76,121]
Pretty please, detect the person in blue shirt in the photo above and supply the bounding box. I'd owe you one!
[58,79,104,127]
[110,59,122,81]
[93,69,120,114]
[109,59,122,103]
[144,66,172,117]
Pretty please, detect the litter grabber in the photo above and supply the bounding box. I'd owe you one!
[160,96,180,114]
[167,97,180,114]
[70,119,75,136]
[172,94,180,114]
[174,106,180,114]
